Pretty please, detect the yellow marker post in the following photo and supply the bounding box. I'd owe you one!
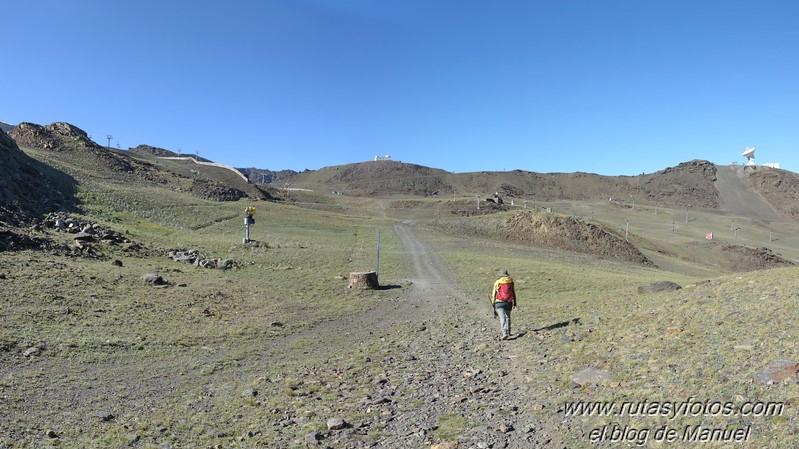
[244,206,256,243]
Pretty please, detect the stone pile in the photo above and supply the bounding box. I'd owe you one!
[167,249,236,270]
[41,212,129,245]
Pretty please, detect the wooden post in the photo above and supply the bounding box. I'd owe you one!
[349,271,379,289]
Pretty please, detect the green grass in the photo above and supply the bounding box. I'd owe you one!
[5,145,799,447]
[433,413,468,441]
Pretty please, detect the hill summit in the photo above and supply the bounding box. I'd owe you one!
[9,122,100,151]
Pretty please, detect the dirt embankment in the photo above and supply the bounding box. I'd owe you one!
[440,211,654,266]
[500,212,654,266]
[719,244,794,271]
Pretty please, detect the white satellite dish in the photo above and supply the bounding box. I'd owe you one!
[742,147,756,166]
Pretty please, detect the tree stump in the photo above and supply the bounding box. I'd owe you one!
[349,271,379,289]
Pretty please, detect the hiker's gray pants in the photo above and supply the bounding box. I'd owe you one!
[495,303,512,335]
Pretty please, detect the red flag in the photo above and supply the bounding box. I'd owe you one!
[706,233,713,240]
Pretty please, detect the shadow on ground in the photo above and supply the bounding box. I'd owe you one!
[534,317,581,332]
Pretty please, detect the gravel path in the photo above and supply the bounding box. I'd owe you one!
[265,222,559,448]
[365,223,551,449]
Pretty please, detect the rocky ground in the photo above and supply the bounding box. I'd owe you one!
[240,223,569,449]
[4,218,798,448]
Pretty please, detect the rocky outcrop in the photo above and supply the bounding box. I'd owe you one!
[0,128,77,218]
[190,179,247,202]
[642,159,719,208]
[9,122,101,151]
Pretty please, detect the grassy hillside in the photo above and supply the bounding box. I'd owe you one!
[3,130,799,447]
[4,182,798,446]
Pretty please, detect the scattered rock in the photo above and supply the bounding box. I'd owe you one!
[23,347,40,357]
[93,411,114,421]
[757,359,799,385]
[167,249,239,270]
[666,326,683,335]
[112,259,123,267]
[304,431,322,445]
[45,429,58,438]
[242,388,258,398]
[143,273,167,286]
[431,442,458,449]
[73,231,94,241]
[571,368,615,386]
[638,281,682,294]
[326,417,347,431]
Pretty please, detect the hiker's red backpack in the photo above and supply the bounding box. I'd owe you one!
[496,282,514,303]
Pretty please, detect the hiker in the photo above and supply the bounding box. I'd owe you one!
[491,268,517,340]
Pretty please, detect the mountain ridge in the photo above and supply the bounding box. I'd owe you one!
[5,120,799,226]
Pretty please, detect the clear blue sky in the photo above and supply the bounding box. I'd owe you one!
[4,0,797,175]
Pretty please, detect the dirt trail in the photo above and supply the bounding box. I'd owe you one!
[369,222,547,448]
[394,222,453,289]
[257,222,549,447]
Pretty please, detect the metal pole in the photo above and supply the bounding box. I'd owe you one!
[376,229,381,275]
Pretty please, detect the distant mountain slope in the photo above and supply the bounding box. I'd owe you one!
[238,167,298,184]
[714,165,781,220]
[9,121,261,202]
[0,121,14,133]
[286,159,799,222]
[288,159,720,208]
[128,144,180,158]
[128,144,213,163]
[288,160,455,196]
[745,166,799,221]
